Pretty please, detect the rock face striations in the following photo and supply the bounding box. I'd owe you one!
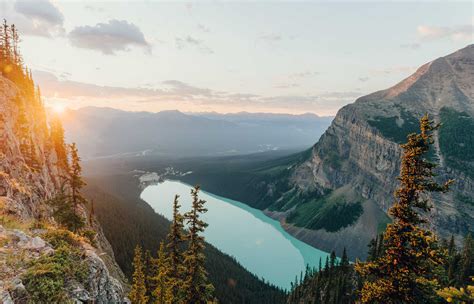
[0,68,127,302]
[261,45,474,259]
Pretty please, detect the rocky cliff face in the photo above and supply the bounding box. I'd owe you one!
[266,45,474,259]
[0,73,127,302]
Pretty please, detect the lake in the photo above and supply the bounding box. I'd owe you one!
[141,180,329,289]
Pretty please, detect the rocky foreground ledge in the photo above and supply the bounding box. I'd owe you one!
[0,224,127,303]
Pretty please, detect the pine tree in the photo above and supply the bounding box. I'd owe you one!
[340,248,349,270]
[166,195,186,302]
[151,242,172,304]
[69,143,86,206]
[459,234,474,285]
[50,115,68,170]
[182,185,214,303]
[130,246,149,304]
[355,115,453,303]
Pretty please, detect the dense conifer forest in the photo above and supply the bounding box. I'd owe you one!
[83,174,287,303]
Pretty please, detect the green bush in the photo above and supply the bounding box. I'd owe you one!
[48,194,85,232]
[80,229,97,246]
[44,229,80,249]
[22,244,89,304]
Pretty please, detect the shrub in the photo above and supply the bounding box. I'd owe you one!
[44,229,80,249]
[22,244,89,304]
[80,229,97,246]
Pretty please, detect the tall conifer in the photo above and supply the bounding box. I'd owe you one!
[356,115,453,303]
[152,242,172,304]
[130,246,149,304]
[183,186,214,303]
[166,195,186,302]
[69,143,86,206]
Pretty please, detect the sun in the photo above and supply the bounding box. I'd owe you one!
[52,103,66,114]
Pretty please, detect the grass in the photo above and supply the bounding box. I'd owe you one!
[367,108,419,144]
[286,189,364,232]
[439,107,474,177]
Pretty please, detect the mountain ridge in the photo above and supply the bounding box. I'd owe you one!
[239,45,474,259]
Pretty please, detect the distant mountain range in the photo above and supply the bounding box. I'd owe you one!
[60,107,333,159]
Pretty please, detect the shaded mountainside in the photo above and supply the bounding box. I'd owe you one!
[254,45,474,259]
[0,47,126,301]
[61,107,332,159]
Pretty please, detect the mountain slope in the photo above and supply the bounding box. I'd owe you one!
[61,107,333,158]
[0,62,126,301]
[245,45,474,259]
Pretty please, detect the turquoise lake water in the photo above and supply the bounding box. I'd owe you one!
[141,180,329,289]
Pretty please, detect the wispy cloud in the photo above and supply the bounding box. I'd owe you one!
[197,24,210,33]
[34,70,359,115]
[370,66,417,75]
[258,33,283,43]
[400,43,421,50]
[69,19,151,55]
[273,83,300,89]
[289,71,319,79]
[417,24,472,42]
[175,35,213,54]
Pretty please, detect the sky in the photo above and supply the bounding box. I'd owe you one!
[1,0,473,115]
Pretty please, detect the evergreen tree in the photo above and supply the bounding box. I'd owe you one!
[182,185,215,303]
[151,242,172,304]
[50,115,68,170]
[48,183,84,232]
[459,234,474,285]
[69,143,86,206]
[130,246,149,304]
[166,195,186,302]
[355,115,453,303]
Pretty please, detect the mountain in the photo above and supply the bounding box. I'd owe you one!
[254,45,474,259]
[164,45,473,260]
[0,69,126,301]
[61,107,333,159]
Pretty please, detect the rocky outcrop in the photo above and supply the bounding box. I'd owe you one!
[0,225,126,303]
[266,45,474,259]
[0,71,128,302]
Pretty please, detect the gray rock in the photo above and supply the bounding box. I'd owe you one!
[25,236,46,250]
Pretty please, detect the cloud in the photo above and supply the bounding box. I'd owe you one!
[33,70,358,115]
[370,66,417,75]
[273,83,300,89]
[417,24,472,42]
[289,71,319,79]
[162,80,213,97]
[69,19,151,55]
[258,33,283,42]
[197,24,210,33]
[400,43,421,50]
[175,35,213,54]
[10,0,65,37]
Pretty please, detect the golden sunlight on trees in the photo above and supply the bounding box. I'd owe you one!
[129,186,216,304]
[355,115,454,303]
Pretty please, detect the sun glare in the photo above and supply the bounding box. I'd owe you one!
[52,103,66,114]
